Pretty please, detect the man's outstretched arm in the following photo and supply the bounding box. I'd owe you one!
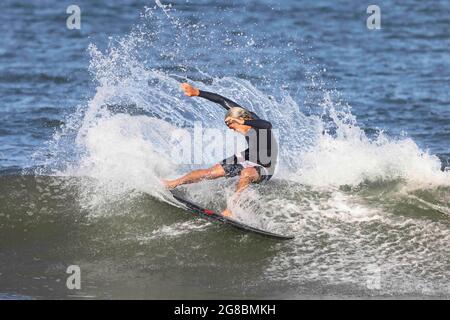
[180,83,243,111]
[198,90,243,111]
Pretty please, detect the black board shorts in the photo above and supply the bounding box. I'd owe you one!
[220,163,272,183]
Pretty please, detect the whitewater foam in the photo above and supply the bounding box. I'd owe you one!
[38,3,448,198]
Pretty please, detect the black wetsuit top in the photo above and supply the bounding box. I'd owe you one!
[198,90,278,175]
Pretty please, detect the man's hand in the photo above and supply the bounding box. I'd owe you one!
[181,83,200,97]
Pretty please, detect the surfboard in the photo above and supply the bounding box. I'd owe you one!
[170,190,294,240]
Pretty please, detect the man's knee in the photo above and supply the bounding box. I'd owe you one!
[207,164,226,178]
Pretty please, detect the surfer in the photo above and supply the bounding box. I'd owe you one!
[164,83,277,217]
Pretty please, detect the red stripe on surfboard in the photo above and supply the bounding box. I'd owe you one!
[203,209,214,215]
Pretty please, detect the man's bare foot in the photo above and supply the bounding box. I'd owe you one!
[221,208,233,218]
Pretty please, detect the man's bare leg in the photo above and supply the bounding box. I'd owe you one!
[221,167,259,217]
[164,164,226,189]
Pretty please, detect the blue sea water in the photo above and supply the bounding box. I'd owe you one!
[0,0,449,171]
[0,0,450,299]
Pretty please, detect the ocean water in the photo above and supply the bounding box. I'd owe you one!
[0,0,450,299]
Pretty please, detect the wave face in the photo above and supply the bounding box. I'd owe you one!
[1,2,450,298]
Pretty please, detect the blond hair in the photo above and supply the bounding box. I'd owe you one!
[225,107,253,120]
